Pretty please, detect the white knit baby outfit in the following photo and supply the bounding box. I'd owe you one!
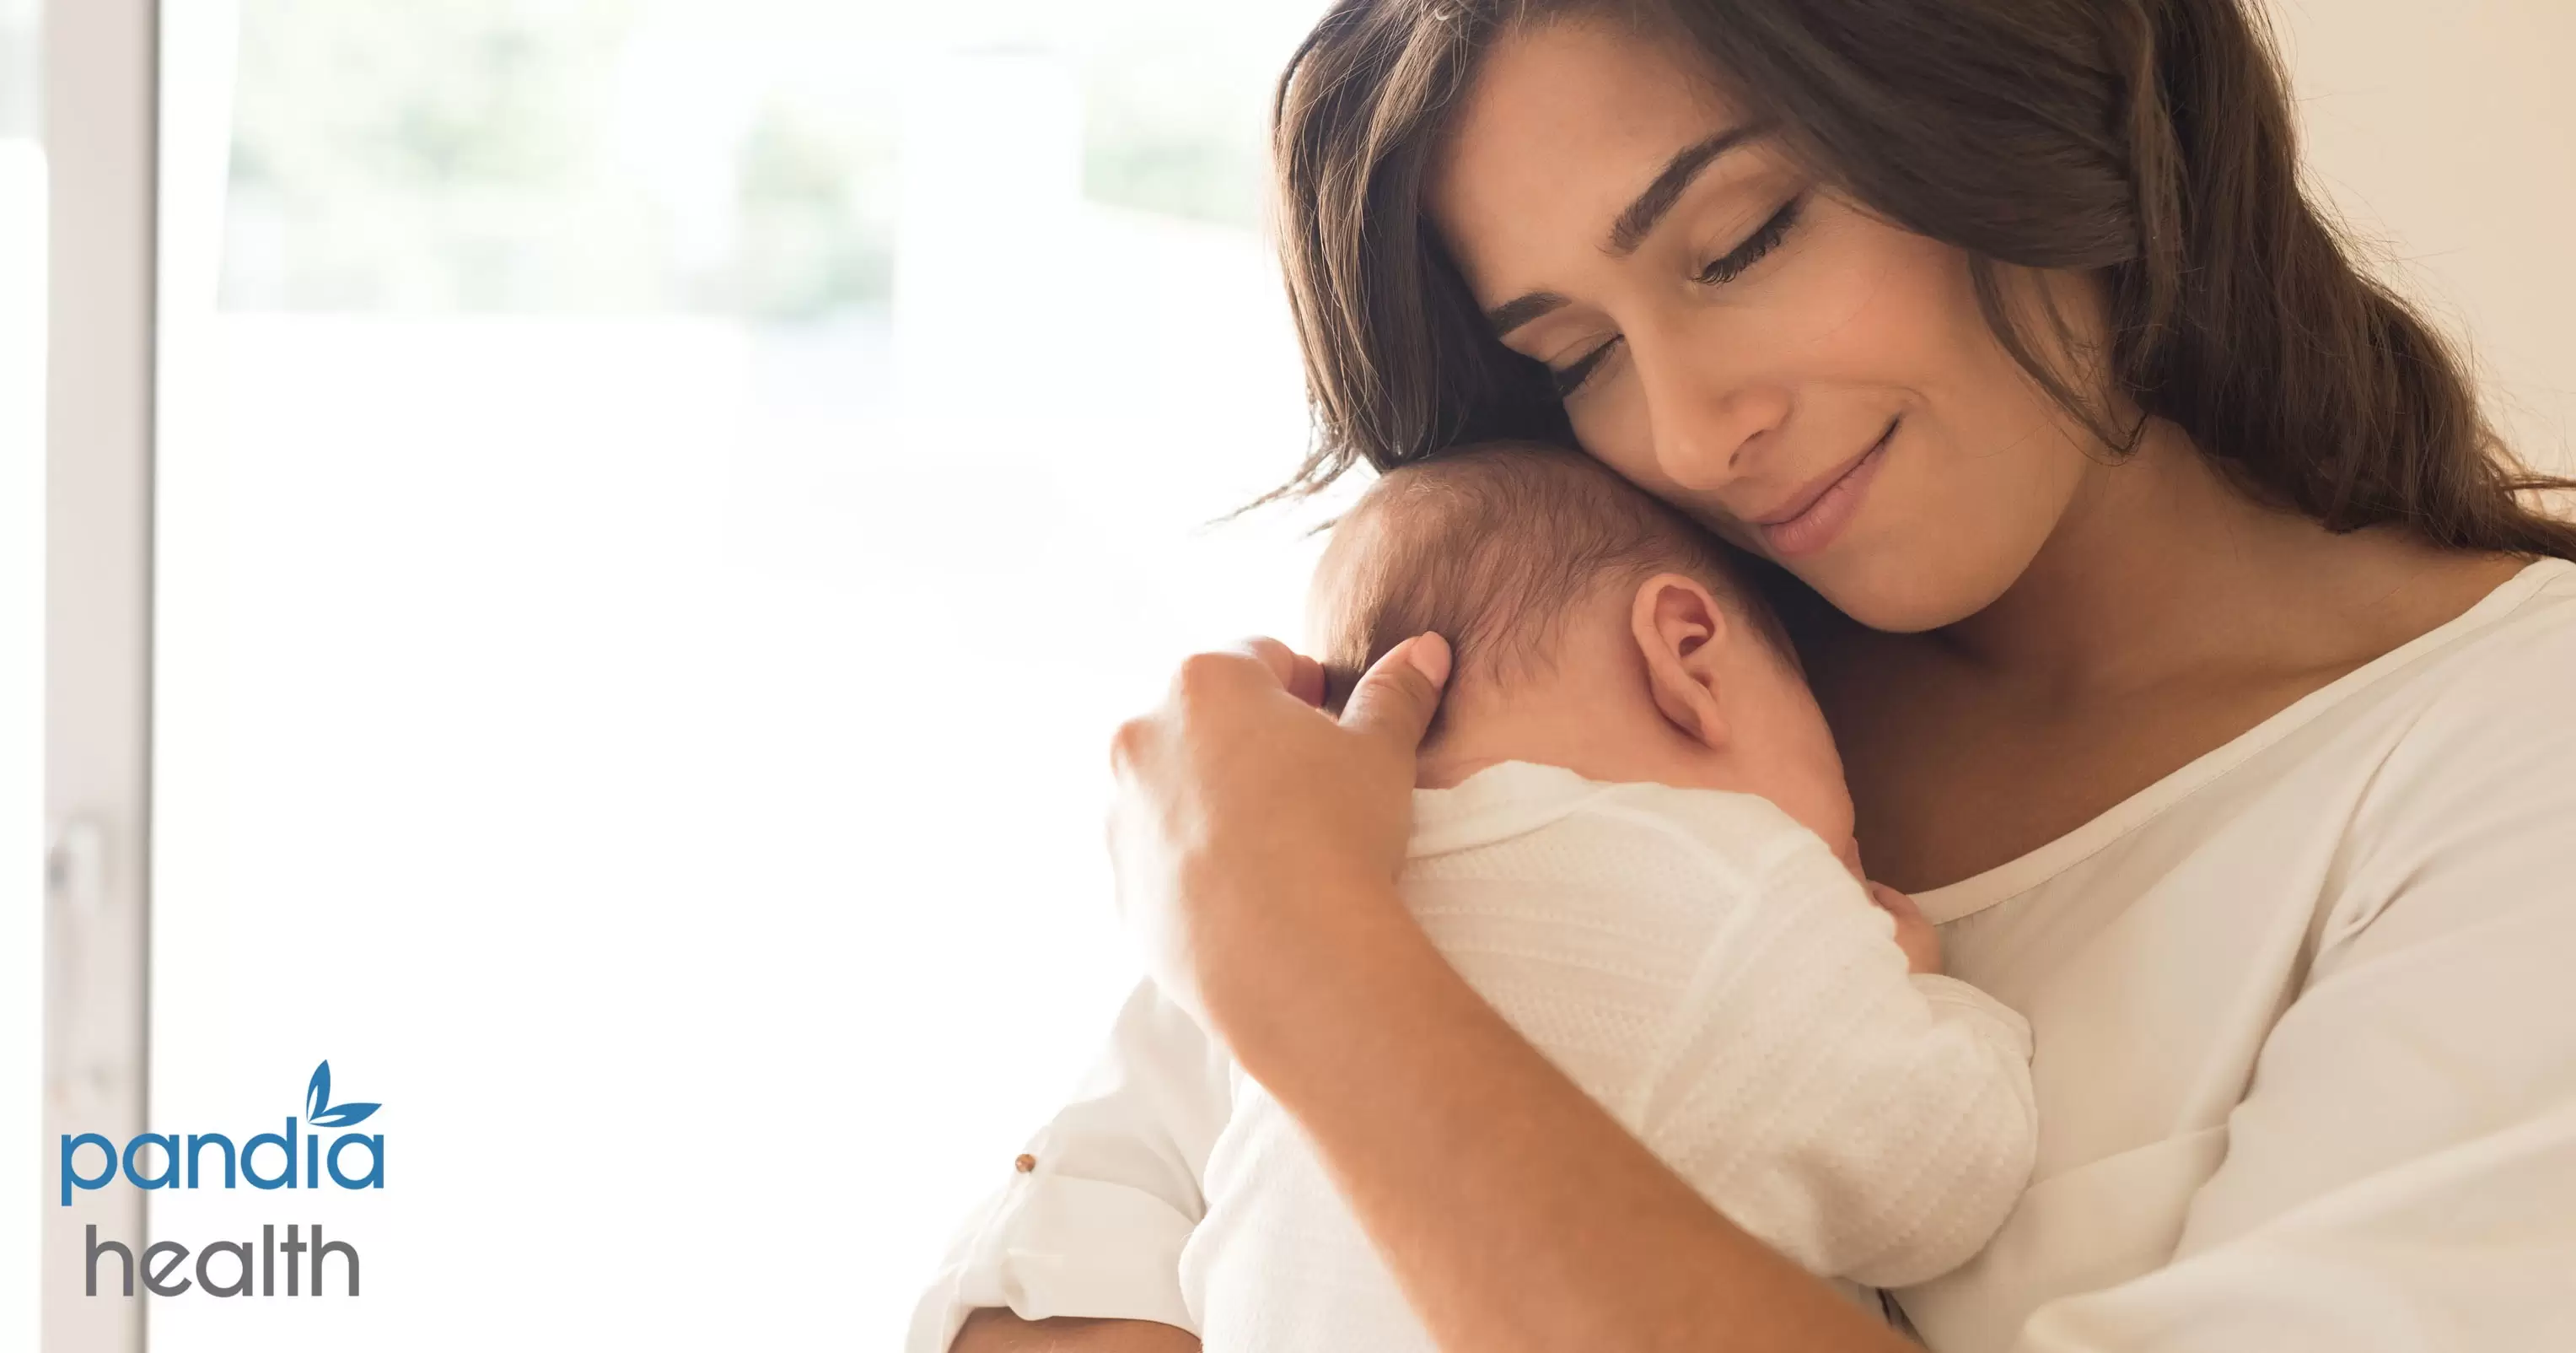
[1175,760,2039,1353]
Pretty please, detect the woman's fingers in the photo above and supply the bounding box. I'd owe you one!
[1105,633,1445,1032]
[1239,637,1328,709]
[1200,636,1331,709]
[1228,635,1301,687]
[1340,633,1450,747]
[1287,650,1328,709]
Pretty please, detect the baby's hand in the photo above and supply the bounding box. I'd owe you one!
[1867,881,1941,975]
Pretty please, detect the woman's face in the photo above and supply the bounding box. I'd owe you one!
[1428,19,2104,633]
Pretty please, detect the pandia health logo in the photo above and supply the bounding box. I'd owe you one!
[61,1060,387,1298]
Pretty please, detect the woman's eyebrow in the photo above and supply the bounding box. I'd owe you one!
[1486,121,1772,337]
[1487,291,1571,336]
[1606,121,1769,256]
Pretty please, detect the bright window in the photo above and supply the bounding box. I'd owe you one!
[149,2,1336,1344]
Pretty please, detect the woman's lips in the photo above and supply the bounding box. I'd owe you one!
[1754,419,1897,559]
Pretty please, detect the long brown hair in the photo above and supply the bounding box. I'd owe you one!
[1266,0,2576,559]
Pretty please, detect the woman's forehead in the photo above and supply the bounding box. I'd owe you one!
[1428,19,1756,290]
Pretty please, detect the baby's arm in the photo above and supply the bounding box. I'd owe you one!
[1866,880,1942,975]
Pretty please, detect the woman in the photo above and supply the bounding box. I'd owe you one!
[927,0,2576,1348]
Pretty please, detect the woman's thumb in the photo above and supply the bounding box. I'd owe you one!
[1341,633,1449,748]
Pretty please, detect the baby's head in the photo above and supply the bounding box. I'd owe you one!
[1310,442,1858,868]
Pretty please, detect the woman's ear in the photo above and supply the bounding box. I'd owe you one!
[1629,573,1731,750]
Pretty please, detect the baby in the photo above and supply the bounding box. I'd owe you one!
[909,441,2037,1353]
[1178,443,2036,1350]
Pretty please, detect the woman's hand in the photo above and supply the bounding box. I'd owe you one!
[1105,633,1449,1035]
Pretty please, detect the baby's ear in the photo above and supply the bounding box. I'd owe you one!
[1630,574,1732,749]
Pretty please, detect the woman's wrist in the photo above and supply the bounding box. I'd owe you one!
[1188,865,1430,1080]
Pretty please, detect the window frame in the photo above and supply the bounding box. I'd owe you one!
[43,1,156,1347]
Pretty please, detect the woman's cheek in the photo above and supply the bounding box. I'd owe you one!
[1570,392,1662,493]
[1864,418,2092,630]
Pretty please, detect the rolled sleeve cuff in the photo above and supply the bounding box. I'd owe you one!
[905,1169,1202,1353]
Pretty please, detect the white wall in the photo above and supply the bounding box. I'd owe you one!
[2267,0,2576,475]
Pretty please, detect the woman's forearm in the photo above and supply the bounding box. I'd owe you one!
[950,1311,1200,1353]
[1214,877,1914,1353]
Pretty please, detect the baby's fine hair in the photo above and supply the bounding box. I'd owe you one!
[1313,441,1794,719]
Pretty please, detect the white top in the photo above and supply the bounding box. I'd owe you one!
[910,557,2576,1353]
[1176,765,2036,1353]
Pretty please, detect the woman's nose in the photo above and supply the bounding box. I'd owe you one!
[1629,334,1790,494]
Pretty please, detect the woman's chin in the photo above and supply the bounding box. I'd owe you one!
[1794,551,2010,635]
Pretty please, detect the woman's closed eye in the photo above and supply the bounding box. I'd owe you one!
[1696,195,1805,287]
[1547,194,1810,398]
[1550,337,1621,397]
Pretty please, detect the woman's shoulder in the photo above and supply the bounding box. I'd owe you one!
[2325,558,2576,891]
[2386,556,2576,711]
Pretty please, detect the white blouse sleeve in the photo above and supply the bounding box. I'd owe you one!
[2006,629,2576,1352]
[904,979,1234,1353]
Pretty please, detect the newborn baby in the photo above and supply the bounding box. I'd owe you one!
[1177,443,2037,1350]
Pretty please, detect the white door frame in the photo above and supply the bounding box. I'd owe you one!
[43,0,156,1348]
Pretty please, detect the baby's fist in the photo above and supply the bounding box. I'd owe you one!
[1867,881,1941,975]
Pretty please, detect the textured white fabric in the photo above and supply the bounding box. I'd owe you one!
[905,768,2037,1353]
[911,558,2576,1353]
[1175,766,2037,1353]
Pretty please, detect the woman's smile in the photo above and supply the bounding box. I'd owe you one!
[1749,417,1897,559]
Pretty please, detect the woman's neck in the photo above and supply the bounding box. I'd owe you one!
[1934,419,2518,698]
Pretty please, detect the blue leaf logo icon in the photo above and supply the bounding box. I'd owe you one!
[304,1059,382,1129]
